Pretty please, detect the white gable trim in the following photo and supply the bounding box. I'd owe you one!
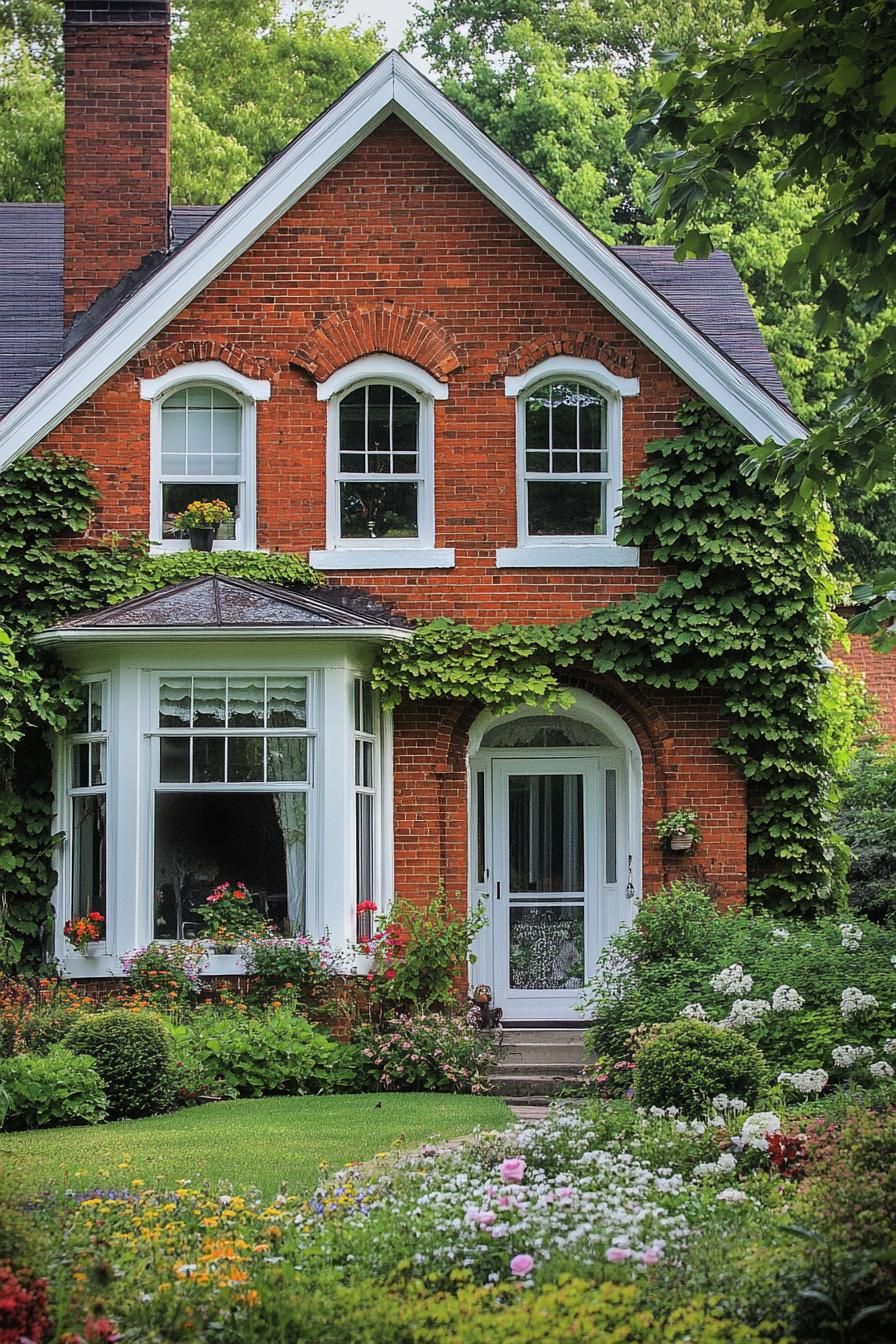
[0,53,804,472]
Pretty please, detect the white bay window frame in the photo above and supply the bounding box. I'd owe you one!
[140,361,271,553]
[50,640,392,976]
[310,354,454,570]
[498,355,641,568]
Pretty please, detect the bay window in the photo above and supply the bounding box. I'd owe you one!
[67,678,108,927]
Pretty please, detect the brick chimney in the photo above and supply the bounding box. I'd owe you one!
[63,1,171,330]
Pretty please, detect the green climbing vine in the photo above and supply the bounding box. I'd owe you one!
[0,405,853,966]
[0,452,320,970]
[373,404,844,912]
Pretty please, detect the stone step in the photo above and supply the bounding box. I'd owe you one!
[487,1072,582,1097]
[499,1028,587,1046]
[494,1053,585,1075]
[498,1043,588,1068]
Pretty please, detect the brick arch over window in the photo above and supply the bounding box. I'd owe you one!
[501,331,636,379]
[142,340,269,382]
[291,304,463,383]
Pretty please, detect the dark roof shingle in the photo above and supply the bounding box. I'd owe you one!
[0,203,790,415]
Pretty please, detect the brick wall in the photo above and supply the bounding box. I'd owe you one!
[37,115,751,903]
[837,633,896,740]
[63,1,170,327]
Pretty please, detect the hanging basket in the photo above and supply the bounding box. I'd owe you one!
[668,833,695,853]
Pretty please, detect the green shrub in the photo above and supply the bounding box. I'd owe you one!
[202,1276,784,1344]
[583,900,896,1076]
[624,882,726,963]
[371,891,487,1011]
[240,936,344,1007]
[63,1009,177,1118]
[634,1020,765,1115]
[353,1011,500,1093]
[838,748,896,924]
[0,1045,107,1129]
[169,1008,361,1098]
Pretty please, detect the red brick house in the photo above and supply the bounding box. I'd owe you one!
[0,2,807,1019]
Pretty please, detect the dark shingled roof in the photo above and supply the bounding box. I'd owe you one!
[43,575,410,634]
[0,203,790,416]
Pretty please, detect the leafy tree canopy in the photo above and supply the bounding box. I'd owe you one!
[0,0,383,203]
[626,0,896,623]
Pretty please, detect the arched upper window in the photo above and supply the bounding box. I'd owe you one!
[500,355,640,569]
[523,380,609,538]
[310,354,454,571]
[336,383,422,542]
[141,361,271,551]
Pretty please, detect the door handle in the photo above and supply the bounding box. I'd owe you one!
[496,881,501,901]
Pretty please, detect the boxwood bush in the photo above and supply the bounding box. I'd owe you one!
[633,1020,765,1114]
[64,1009,177,1119]
[0,1045,107,1129]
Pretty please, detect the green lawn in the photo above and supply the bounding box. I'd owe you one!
[1,1093,512,1198]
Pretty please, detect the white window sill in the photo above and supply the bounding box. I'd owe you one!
[309,547,455,570]
[496,544,640,568]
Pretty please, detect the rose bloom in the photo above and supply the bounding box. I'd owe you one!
[510,1253,534,1277]
[499,1157,526,1184]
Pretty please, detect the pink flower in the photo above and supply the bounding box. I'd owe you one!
[605,1246,632,1263]
[499,1157,526,1184]
[510,1253,534,1277]
[640,1248,663,1265]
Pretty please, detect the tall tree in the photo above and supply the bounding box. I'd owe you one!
[0,0,383,203]
[626,0,896,625]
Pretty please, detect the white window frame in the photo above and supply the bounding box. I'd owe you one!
[140,361,271,553]
[310,354,454,570]
[148,670,316,941]
[498,355,641,568]
[63,675,111,947]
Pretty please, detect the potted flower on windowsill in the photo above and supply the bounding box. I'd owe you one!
[656,809,702,854]
[63,911,104,954]
[195,881,269,952]
[351,900,379,974]
[174,498,234,552]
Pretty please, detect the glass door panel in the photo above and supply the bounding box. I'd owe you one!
[507,772,584,894]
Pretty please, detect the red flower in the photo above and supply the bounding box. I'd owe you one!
[384,969,396,980]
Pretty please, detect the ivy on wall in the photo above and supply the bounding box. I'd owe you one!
[0,453,320,970]
[373,405,843,912]
[0,406,845,967]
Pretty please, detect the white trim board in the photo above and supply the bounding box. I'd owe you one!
[0,53,805,472]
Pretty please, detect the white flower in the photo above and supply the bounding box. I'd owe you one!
[740,1112,782,1147]
[680,1002,708,1020]
[771,928,791,941]
[840,987,879,1019]
[771,985,804,1013]
[717,1152,737,1172]
[778,1069,828,1095]
[839,923,863,951]
[716,1188,748,1204]
[831,1044,874,1069]
[723,998,771,1029]
[710,964,754,996]
[711,1094,746,1113]
[884,1039,896,1056]
[870,1061,895,1079]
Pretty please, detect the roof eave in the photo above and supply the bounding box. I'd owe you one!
[34,624,414,647]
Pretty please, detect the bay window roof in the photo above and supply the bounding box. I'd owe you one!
[35,575,412,645]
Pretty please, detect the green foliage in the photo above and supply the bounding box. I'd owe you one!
[629,0,896,631]
[633,1019,765,1115]
[0,0,383,202]
[241,936,344,1007]
[168,1008,361,1098]
[372,891,487,1011]
[63,1009,177,1119]
[0,1044,107,1129]
[121,942,207,1010]
[624,882,722,964]
[838,748,896,924]
[376,406,839,910]
[353,1011,500,1093]
[583,903,896,1074]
